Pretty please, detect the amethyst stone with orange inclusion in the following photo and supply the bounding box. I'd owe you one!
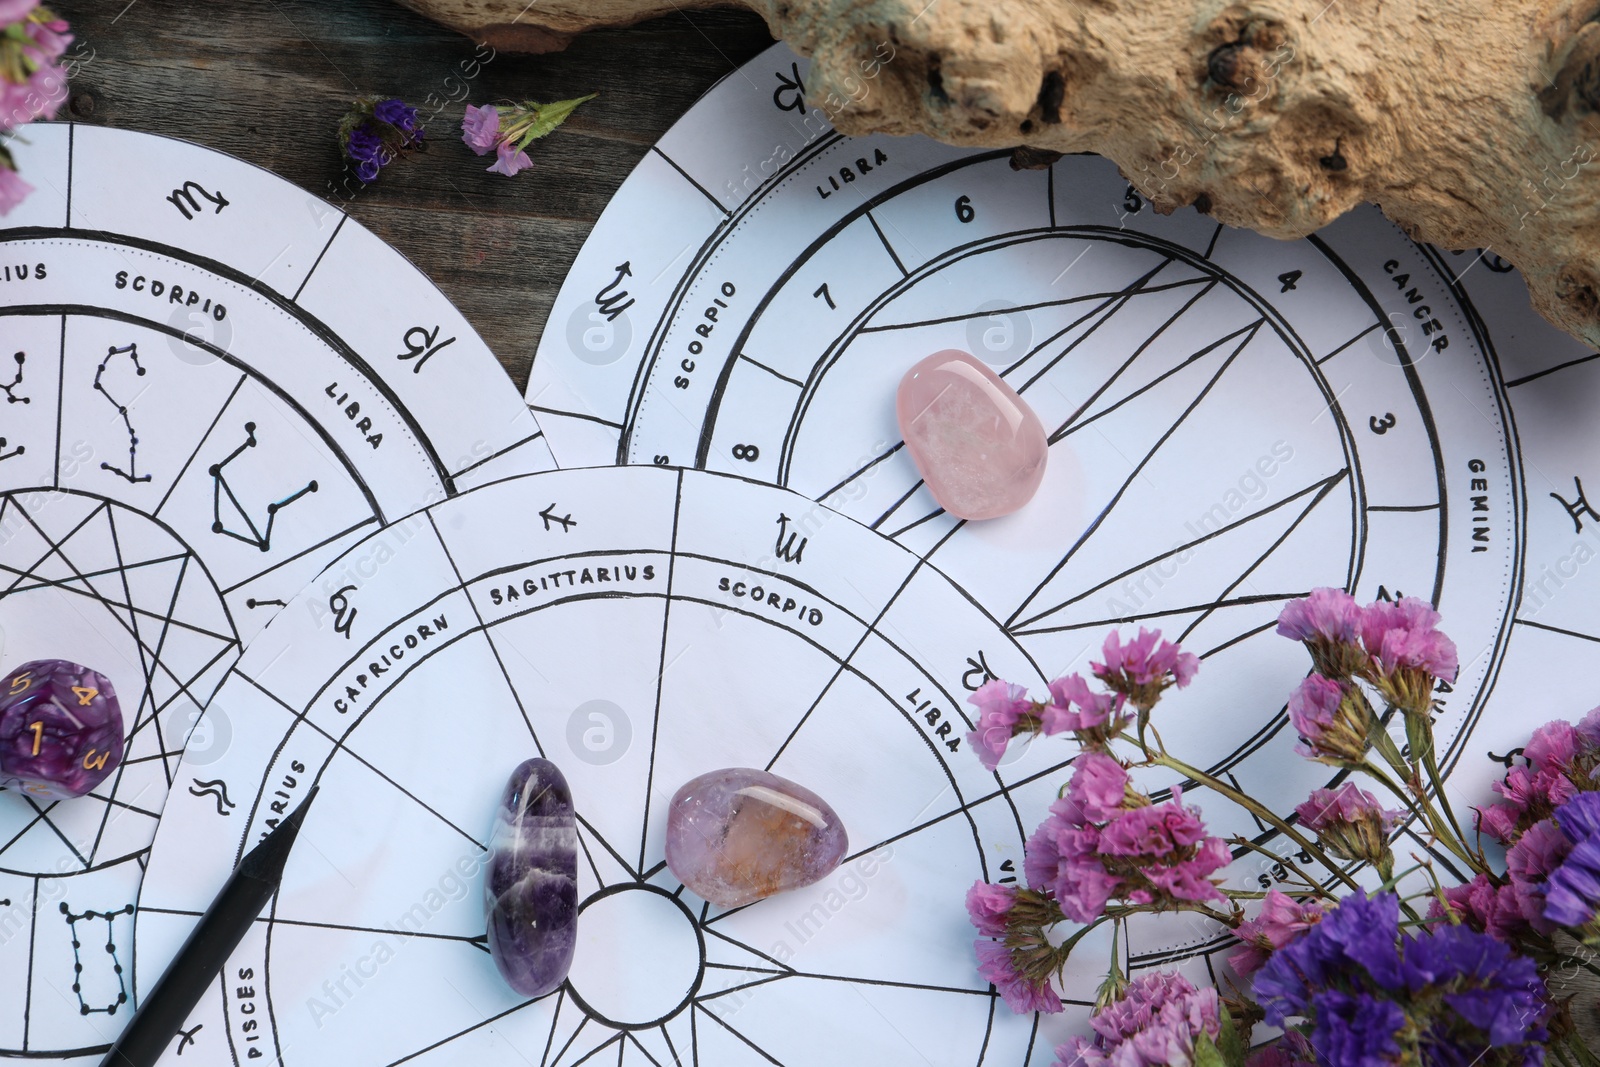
[896,349,1048,520]
[665,768,849,907]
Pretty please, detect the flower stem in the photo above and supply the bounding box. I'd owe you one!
[1227,837,1339,901]
[1149,752,1364,894]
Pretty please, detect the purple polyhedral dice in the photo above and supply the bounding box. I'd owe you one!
[0,660,124,801]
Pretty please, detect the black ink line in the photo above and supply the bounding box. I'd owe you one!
[651,147,732,216]
[1202,222,1223,260]
[1504,350,1600,389]
[860,275,1206,336]
[1023,469,1346,625]
[737,353,804,390]
[1176,472,1347,643]
[637,469,685,875]
[1048,317,1264,445]
[1316,322,1381,365]
[1516,617,1600,644]
[52,313,65,489]
[530,404,625,431]
[866,210,908,277]
[153,371,248,519]
[815,441,903,505]
[1008,329,1251,628]
[291,212,348,303]
[1367,503,1441,512]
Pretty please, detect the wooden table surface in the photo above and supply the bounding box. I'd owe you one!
[60,0,775,393]
[35,0,1600,1051]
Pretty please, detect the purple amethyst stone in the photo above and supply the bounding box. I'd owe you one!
[0,660,123,801]
[665,767,849,908]
[485,758,577,998]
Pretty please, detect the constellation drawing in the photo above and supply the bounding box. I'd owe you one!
[94,343,152,484]
[208,423,319,551]
[61,902,134,1017]
[2,351,28,404]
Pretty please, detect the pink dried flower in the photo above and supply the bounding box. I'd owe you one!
[965,881,1017,938]
[0,3,72,128]
[1228,888,1324,976]
[1295,782,1400,867]
[0,159,30,216]
[488,139,533,177]
[465,93,595,177]
[1358,596,1458,714]
[1578,706,1600,750]
[1478,765,1578,845]
[975,938,1062,1015]
[1506,818,1574,936]
[1525,719,1579,775]
[461,104,500,154]
[1430,872,1531,943]
[1026,801,1119,923]
[0,1,39,22]
[1277,587,1361,644]
[1092,627,1198,711]
[1277,588,1369,678]
[1053,971,1221,1067]
[1041,672,1127,740]
[1288,674,1372,766]
[966,680,1034,771]
[1065,752,1129,824]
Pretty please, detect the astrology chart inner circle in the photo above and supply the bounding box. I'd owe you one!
[138,466,1075,1067]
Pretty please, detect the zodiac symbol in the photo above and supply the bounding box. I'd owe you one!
[1551,476,1600,534]
[189,777,237,816]
[774,513,807,564]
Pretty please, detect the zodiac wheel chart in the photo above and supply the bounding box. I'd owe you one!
[0,122,552,1058]
[524,39,1588,999]
[140,465,1091,1066]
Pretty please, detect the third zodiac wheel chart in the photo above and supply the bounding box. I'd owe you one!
[0,122,551,1058]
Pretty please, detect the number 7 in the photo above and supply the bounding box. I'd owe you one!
[813,282,835,310]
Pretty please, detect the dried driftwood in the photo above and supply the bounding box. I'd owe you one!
[396,0,1600,349]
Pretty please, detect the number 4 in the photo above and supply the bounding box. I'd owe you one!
[72,686,98,706]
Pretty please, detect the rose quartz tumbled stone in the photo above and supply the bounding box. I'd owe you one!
[895,349,1048,520]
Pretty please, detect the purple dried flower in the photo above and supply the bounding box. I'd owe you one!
[374,97,420,135]
[1257,890,1549,1067]
[1359,596,1458,714]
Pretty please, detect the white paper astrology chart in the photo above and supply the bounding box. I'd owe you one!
[139,466,1058,1067]
[523,40,1600,1058]
[0,122,552,1059]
